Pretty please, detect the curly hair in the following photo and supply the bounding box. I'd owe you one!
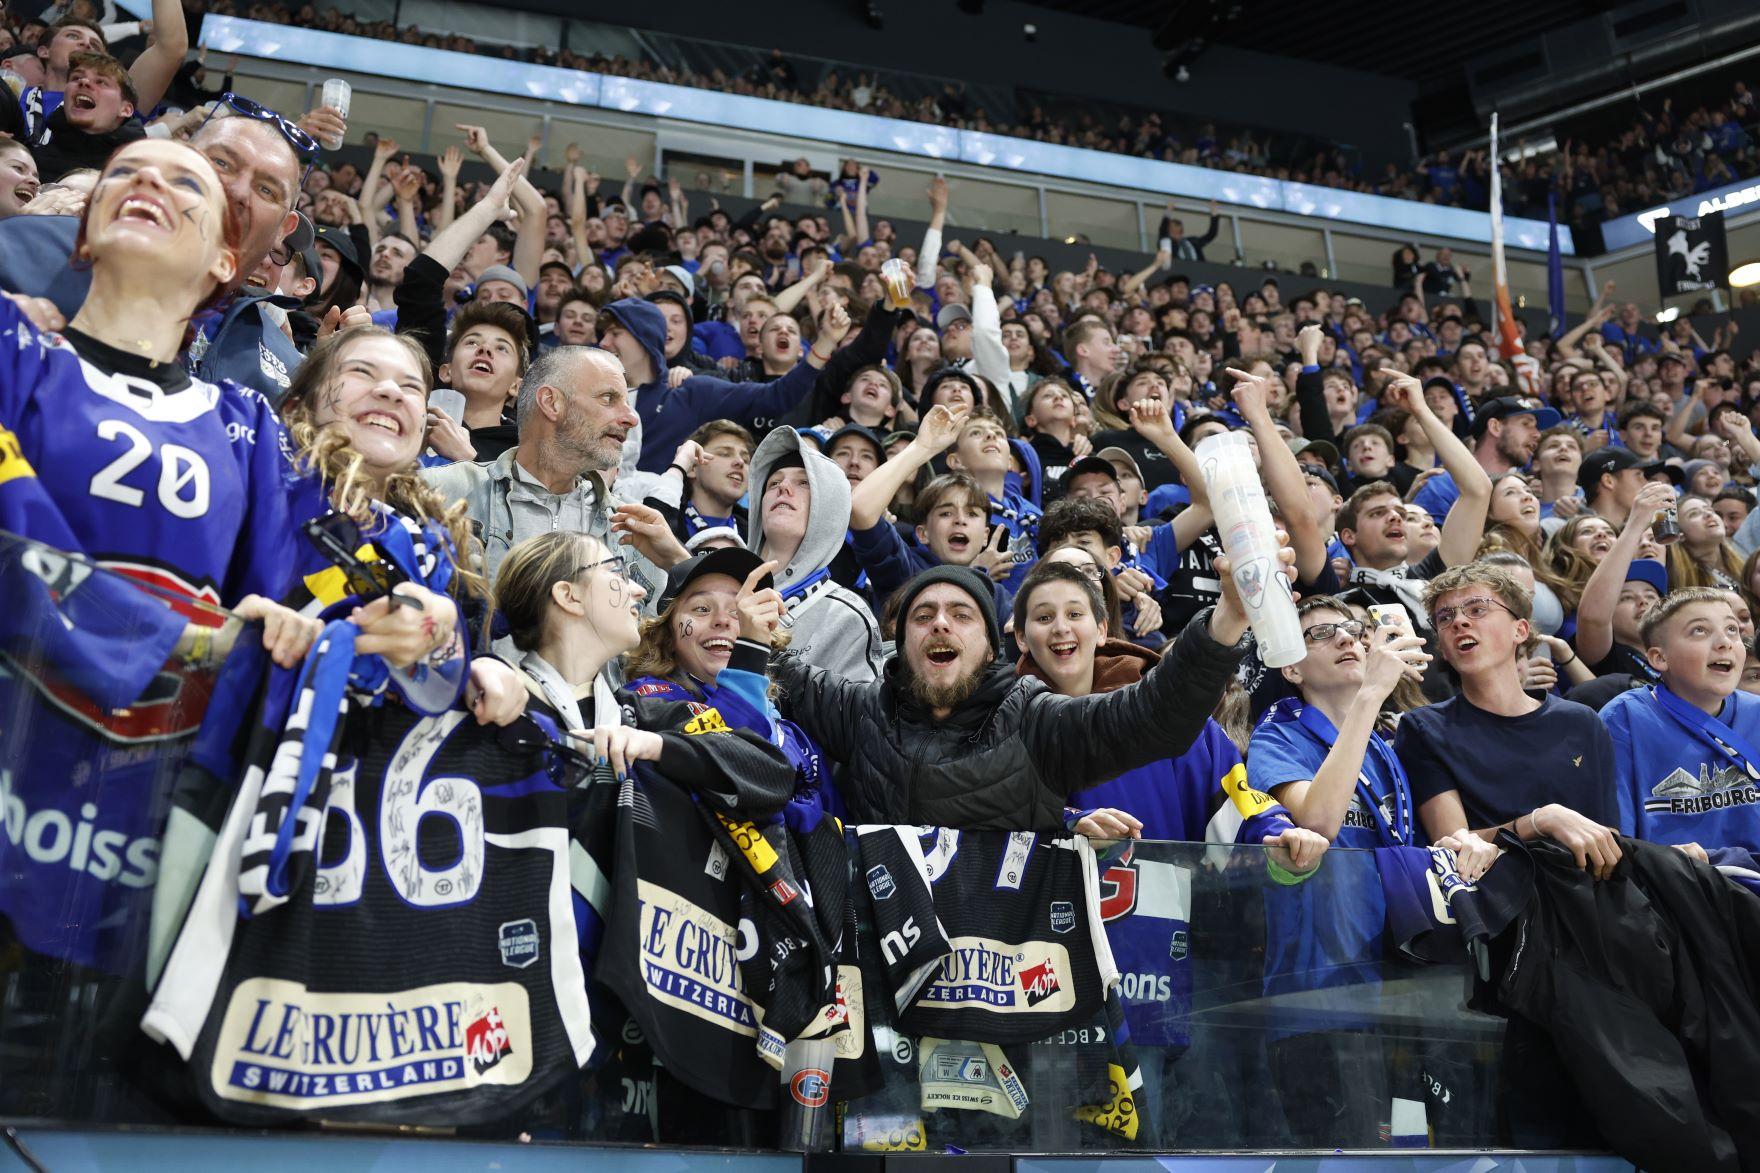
[280,326,489,610]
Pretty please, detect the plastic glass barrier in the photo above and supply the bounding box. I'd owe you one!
[0,532,1515,1152]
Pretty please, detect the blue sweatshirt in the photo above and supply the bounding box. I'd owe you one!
[1604,684,1760,853]
[599,298,823,474]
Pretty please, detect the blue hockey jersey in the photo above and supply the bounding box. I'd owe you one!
[0,299,294,969]
[1604,684,1760,853]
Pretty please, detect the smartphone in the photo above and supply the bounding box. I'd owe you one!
[1367,602,1411,636]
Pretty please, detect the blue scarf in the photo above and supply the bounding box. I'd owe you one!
[1652,684,1760,779]
[1270,696,1414,846]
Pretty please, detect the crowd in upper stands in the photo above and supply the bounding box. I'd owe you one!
[172,0,1760,230]
[3,4,1760,1161]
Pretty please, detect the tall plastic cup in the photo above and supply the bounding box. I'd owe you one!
[318,79,351,150]
[1194,430,1304,667]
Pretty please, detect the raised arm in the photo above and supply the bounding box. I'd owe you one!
[1291,324,1336,444]
[434,145,461,233]
[1128,398,1214,549]
[850,404,967,529]
[1229,367,1324,582]
[1386,370,1490,566]
[917,177,948,290]
[419,156,526,275]
[459,125,545,287]
[1024,594,1252,792]
[1575,480,1673,666]
[1555,304,1611,359]
[359,136,397,242]
[852,162,871,246]
[1118,244,1171,297]
[773,257,829,315]
[127,0,190,114]
[568,166,598,273]
[1274,632,1427,840]
[963,261,1012,395]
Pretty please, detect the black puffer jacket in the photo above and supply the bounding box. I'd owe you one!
[773,608,1247,832]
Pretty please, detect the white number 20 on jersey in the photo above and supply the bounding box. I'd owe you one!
[87,419,210,519]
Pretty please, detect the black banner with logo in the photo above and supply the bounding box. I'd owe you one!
[1654,210,1729,296]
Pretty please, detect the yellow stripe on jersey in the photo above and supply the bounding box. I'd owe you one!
[1221,761,1278,819]
[0,424,36,484]
[302,543,382,606]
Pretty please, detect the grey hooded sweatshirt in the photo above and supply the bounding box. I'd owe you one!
[747,427,884,683]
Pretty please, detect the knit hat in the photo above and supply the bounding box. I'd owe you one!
[893,565,1000,654]
[474,264,528,302]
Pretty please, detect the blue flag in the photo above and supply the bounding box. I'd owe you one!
[1547,191,1566,338]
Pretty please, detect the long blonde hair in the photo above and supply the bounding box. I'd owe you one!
[1665,495,1747,591]
[1540,514,1608,613]
[281,326,488,608]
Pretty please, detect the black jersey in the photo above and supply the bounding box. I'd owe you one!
[142,704,594,1126]
[854,827,1119,1044]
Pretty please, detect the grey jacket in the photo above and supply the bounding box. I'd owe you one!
[746,426,883,683]
[422,448,665,609]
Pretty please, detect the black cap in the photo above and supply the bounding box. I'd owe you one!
[313,225,363,283]
[1060,455,1119,494]
[1470,396,1561,438]
[1577,447,1679,493]
[645,287,693,326]
[893,565,1000,653]
[658,547,771,613]
[825,422,884,459]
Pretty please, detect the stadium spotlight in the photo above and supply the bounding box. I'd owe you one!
[1023,21,1037,41]
[864,0,884,28]
[1656,306,1682,323]
[1731,260,1760,287]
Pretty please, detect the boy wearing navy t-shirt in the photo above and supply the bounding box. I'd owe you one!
[1396,561,1623,878]
[1603,587,1760,856]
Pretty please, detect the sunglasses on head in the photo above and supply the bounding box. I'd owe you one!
[200,93,322,189]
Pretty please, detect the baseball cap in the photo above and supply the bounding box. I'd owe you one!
[684,525,744,553]
[661,265,696,300]
[658,547,772,612]
[1287,436,1340,469]
[1060,455,1120,495]
[538,259,575,281]
[646,287,693,325]
[1094,446,1142,484]
[936,303,973,330]
[825,422,885,461]
[474,263,528,302]
[1658,351,1688,368]
[1302,463,1339,492]
[281,208,316,255]
[313,225,362,282]
[1576,447,1678,492]
[1625,559,1668,597]
[1470,396,1562,439]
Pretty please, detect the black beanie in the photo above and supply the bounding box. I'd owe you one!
[893,565,1000,653]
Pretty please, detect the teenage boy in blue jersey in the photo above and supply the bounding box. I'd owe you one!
[1603,587,1760,858]
[1249,594,1495,1146]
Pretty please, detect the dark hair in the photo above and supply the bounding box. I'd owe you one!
[915,471,988,521]
[1040,495,1123,554]
[67,50,135,108]
[444,299,532,373]
[1618,400,1667,428]
[1011,559,1108,641]
[1336,480,1401,533]
[480,222,516,261]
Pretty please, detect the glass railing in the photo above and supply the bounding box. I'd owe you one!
[0,531,1529,1154]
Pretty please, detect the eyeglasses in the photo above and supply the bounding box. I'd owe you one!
[1302,619,1365,645]
[576,554,632,583]
[1431,596,1511,629]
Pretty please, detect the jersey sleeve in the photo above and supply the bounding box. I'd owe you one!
[1602,695,1640,837]
[219,384,297,605]
[1247,719,1322,795]
[0,294,57,423]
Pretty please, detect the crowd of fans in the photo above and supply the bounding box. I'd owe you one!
[2,6,1760,1163]
[172,0,1760,230]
